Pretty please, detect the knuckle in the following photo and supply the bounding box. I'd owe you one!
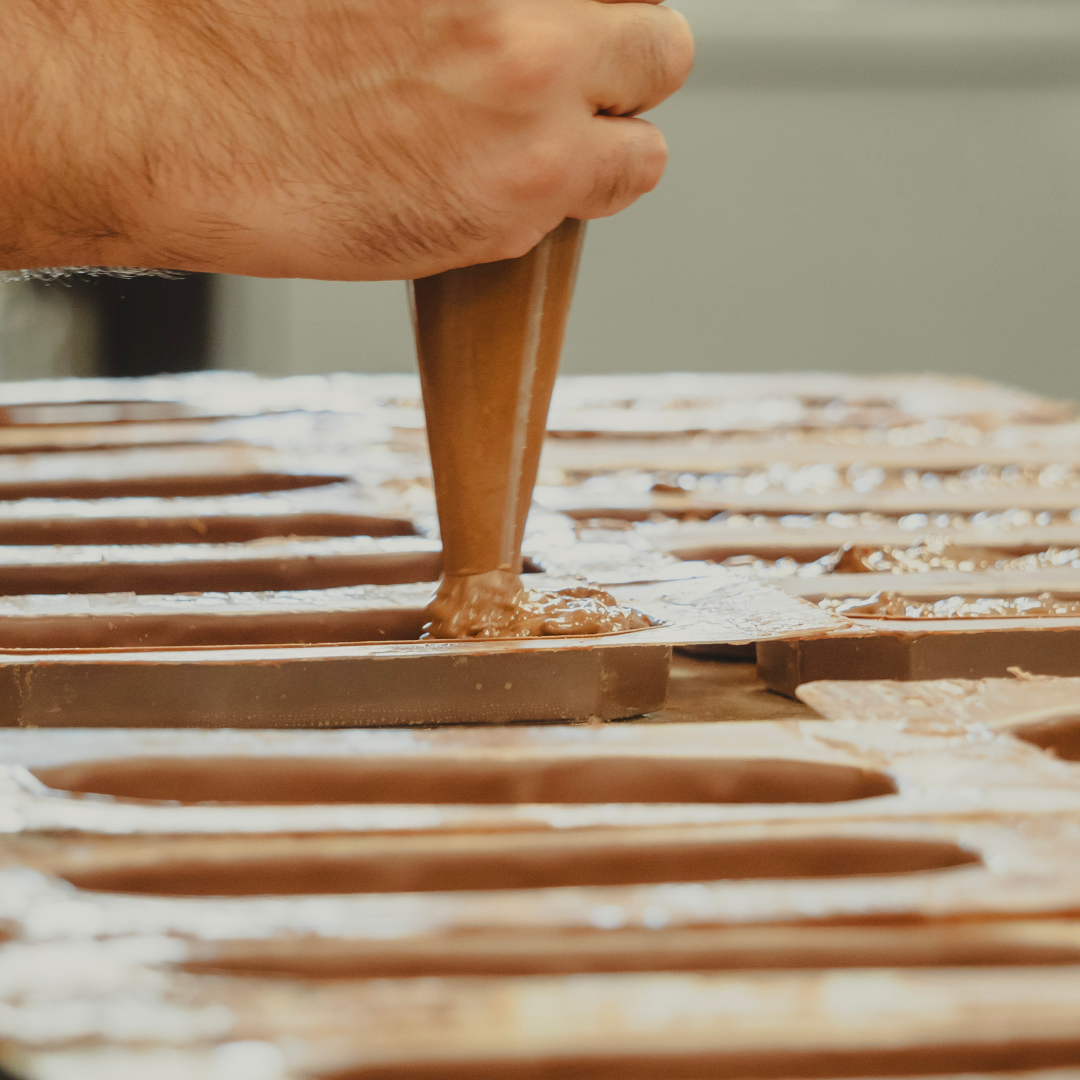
[484,19,574,104]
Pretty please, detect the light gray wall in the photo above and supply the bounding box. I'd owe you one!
[211,0,1080,400]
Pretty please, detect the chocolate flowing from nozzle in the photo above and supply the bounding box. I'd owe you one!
[410,220,586,638]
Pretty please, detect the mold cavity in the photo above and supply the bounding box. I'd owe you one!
[183,921,1080,980]
[0,513,416,545]
[671,544,839,566]
[32,755,898,806]
[0,438,253,457]
[0,472,347,500]
[313,1040,1080,1080]
[57,835,978,897]
[0,606,430,649]
[0,550,442,594]
[1013,716,1080,762]
[0,400,216,426]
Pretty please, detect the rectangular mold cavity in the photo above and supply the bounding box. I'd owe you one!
[0,542,443,594]
[1012,716,1080,762]
[54,834,979,897]
[0,400,220,426]
[0,511,417,545]
[0,471,348,500]
[30,754,898,806]
[315,1041,1080,1080]
[0,593,432,649]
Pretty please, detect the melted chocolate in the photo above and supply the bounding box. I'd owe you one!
[422,575,650,640]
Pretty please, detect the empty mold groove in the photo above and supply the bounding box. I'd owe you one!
[0,471,348,500]
[32,755,898,805]
[1013,716,1080,761]
[316,1043,1080,1080]
[55,833,979,896]
[183,920,1080,980]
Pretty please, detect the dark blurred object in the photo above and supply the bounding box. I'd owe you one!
[91,273,213,377]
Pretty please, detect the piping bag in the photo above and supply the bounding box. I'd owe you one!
[411,220,649,639]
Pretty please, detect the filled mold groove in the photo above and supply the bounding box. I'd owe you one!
[0,540,442,594]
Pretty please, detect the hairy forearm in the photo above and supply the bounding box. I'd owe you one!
[0,0,259,273]
[2,2,136,269]
[0,0,692,280]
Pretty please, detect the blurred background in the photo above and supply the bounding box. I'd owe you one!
[2,0,1079,398]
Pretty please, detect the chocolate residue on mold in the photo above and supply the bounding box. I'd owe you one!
[714,538,1080,580]
[833,538,1080,575]
[414,219,627,640]
[821,591,1080,620]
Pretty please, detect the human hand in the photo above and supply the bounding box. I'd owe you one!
[0,0,693,279]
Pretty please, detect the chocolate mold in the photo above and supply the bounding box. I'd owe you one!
[5,660,1080,1076]
[0,573,844,727]
[0,372,1077,1078]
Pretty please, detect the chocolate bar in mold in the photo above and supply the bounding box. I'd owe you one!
[0,409,422,461]
[0,573,841,726]
[0,482,417,544]
[758,569,1080,695]
[0,535,443,594]
[0,443,360,500]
